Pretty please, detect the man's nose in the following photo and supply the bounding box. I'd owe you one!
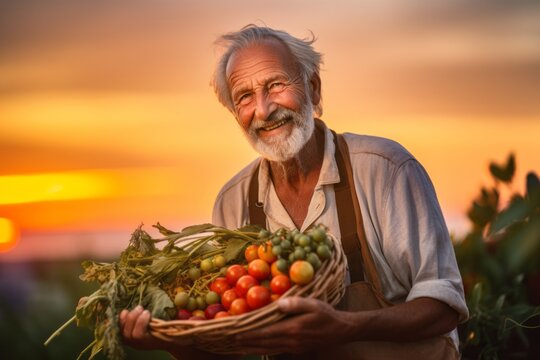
[254,91,275,122]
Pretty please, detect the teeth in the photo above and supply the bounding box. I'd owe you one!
[263,119,288,131]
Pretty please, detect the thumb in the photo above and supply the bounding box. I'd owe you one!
[278,296,321,314]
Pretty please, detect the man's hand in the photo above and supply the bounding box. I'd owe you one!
[234,297,354,355]
[119,306,164,351]
[119,306,237,360]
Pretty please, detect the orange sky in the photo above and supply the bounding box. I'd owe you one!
[1,1,539,261]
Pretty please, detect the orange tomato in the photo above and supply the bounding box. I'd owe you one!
[258,241,277,263]
[244,245,259,262]
[289,260,314,285]
[229,298,249,315]
[271,261,287,277]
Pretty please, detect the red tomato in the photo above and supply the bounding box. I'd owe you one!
[270,274,291,295]
[204,303,226,319]
[221,288,239,310]
[235,275,259,297]
[257,242,277,263]
[244,245,259,262]
[214,311,230,319]
[175,309,192,320]
[271,293,281,302]
[229,298,249,315]
[289,261,314,285]
[248,259,271,281]
[226,264,247,286]
[210,277,231,296]
[246,285,271,310]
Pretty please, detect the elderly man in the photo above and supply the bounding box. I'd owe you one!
[120,25,468,359]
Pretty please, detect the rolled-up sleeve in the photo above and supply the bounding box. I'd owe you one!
[381,159,469,323]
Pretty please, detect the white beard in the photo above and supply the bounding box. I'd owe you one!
[242,101,315,162]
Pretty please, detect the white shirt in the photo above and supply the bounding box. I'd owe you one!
[212,121,469,348]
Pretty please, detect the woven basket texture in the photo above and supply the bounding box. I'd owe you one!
[149,234,347,354]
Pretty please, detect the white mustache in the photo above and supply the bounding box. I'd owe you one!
[250,108,297,132]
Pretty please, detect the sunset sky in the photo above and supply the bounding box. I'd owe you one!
[1,0,539,261]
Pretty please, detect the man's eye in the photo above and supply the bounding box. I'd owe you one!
[269,82,286,91]
[236,93,252,105]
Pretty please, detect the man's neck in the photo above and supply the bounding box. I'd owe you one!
[268,124,325,192]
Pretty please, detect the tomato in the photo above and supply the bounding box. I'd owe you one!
[212,255,227,269]
[235,275,259,297]
[188,267,201,281]
[176,309,192,320]
[258,241,277,263]
[229,298,249,315]
[289,260,314,285]
[200,258,214,272]
[192,309,206,319]
[205,291,220,305]
[174,292,189,308]
[210,277,231,296]
[248,259,271,281]
[270,274,291,295]
[205,303,226,319]
[244,245,259,262]
[221,288,239,310]
[271,260,287,277]
[246,285,271,310]
[226,264,247,286]
[214,311,230,319]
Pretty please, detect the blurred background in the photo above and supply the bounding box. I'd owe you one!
[1,0,539,358]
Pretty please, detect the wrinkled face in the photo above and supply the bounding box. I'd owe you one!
[226,39,315,162]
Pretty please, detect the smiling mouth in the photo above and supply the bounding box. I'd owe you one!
[260,117,292,132]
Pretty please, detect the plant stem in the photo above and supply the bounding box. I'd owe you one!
[44,315,77,346]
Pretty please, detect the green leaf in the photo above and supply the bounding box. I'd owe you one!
[470,282,483,311]
[223,237,248,262]
[494,294,506,314]
[237,224,264,233]
[149,252,188,276]
[179,223,215,237]
[489,196,530,235]
[152,222,178,235]
[489,153,515,183]
[141,285,175,320]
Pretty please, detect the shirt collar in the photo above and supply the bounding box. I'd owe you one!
[257,119,341,202]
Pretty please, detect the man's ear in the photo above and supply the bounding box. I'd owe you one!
[309,72,322,107]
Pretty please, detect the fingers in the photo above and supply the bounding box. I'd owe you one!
[132,310,151,339]
[121,305,148,340]
[278,297,323,314]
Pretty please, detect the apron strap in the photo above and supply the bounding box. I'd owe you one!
[248,161,266,229]
[334,132,383,293]
[332,131,365,283]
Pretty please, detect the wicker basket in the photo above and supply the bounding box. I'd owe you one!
[149,233,347,354]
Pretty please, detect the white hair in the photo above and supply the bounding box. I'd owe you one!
[212,24,324,116]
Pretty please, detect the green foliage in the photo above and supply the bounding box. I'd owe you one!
[455,154,540,359]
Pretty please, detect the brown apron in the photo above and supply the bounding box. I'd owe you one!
[248,131,458,360]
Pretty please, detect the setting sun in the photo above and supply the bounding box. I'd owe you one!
[0,217,18,253]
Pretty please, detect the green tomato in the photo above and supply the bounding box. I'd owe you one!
[174,292,189,308]
[196,296,206,310]
[205,291,220,305]
[188,267,201,281]
[317,244,332,260]
[186,297,198,311]
[200,259,214,272]
[212,255,226,269]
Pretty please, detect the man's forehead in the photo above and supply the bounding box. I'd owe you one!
[225,38,296,81]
